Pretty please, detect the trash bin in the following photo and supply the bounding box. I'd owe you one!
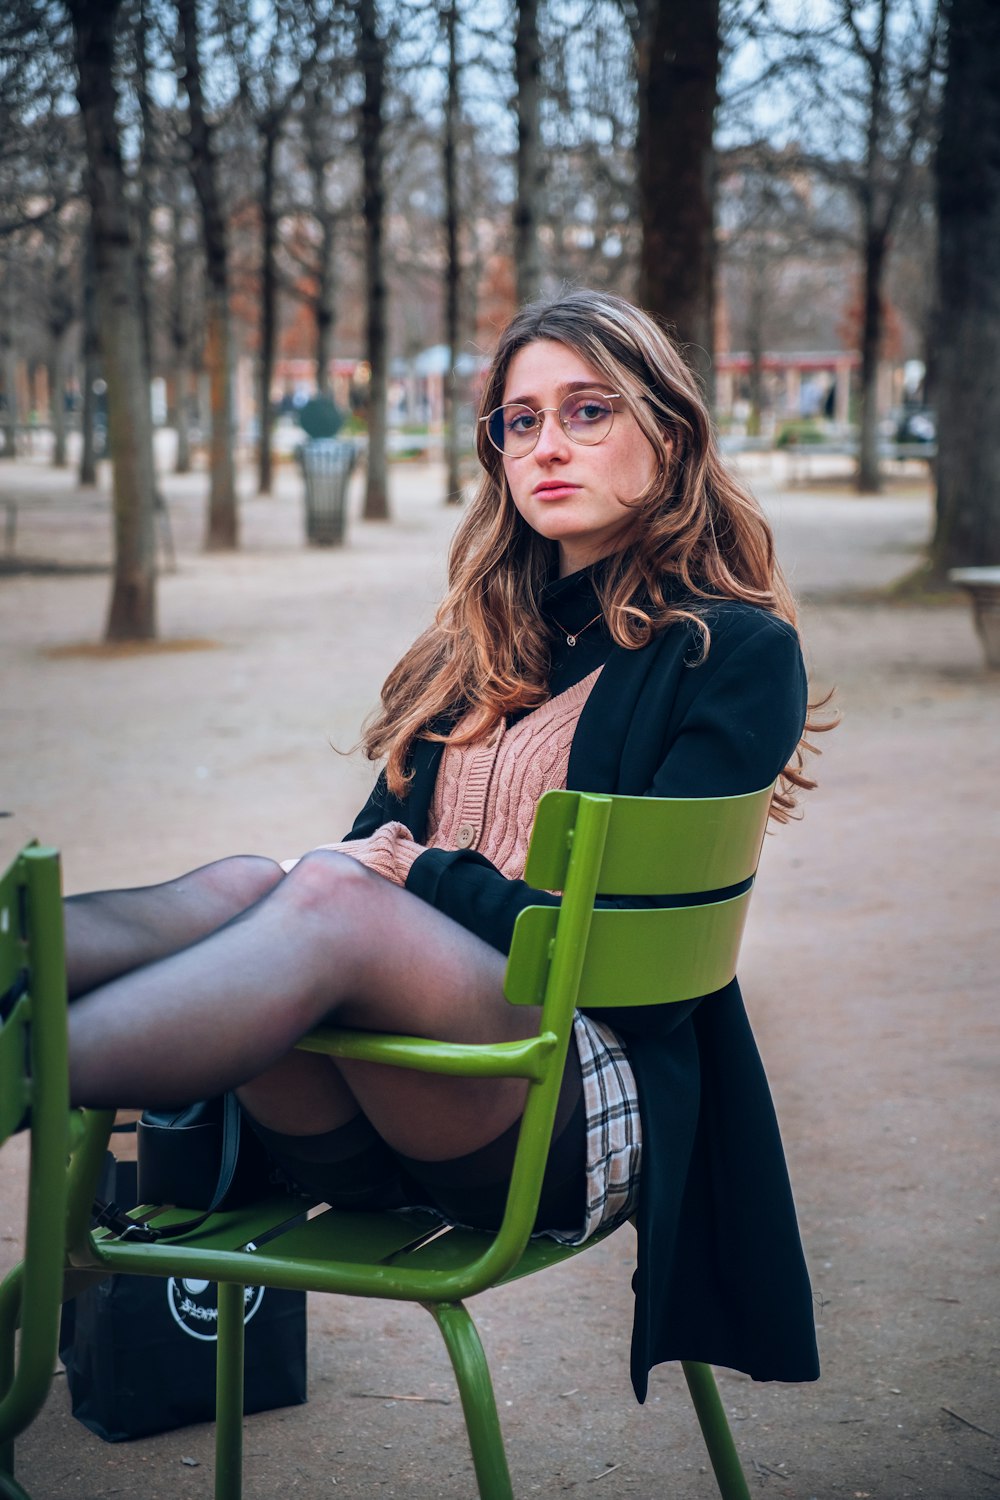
[299,439,356,546]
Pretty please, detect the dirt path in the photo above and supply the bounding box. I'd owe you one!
[1,453,997,1498]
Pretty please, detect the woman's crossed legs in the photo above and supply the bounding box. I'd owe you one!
[65,852,581,1215]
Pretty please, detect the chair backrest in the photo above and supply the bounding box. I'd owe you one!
[0,846,73,1452]
[504,786,774,1010]
[484,788,774,1271]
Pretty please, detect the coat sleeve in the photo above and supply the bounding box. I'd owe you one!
[404,614,808,959]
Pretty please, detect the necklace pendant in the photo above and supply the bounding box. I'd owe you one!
[566,633,577,647]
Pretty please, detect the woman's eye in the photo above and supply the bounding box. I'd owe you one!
[507,411,538,434]
[569,398,612,423]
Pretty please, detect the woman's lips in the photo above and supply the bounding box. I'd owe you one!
[532,483,579,499]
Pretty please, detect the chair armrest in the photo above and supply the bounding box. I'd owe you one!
[296,1027,558,1083]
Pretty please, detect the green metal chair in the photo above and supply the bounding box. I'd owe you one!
[2,786,774,1500]
[0,846,83,1500]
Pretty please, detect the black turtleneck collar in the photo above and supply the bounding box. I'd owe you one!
[537,560,615,699]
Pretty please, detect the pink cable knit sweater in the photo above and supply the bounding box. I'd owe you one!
[282,667,602,884]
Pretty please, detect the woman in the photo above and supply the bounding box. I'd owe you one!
[63,289,822,1397]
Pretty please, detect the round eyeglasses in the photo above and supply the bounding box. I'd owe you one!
[480,390,622,458]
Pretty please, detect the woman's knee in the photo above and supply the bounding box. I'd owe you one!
[278,848,379,919]
[195,853,285,913]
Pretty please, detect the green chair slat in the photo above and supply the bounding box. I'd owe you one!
[0,1002,30,1141]
[524,786,772,893]
[397,1221,600,1283]
[257,1204,445,1265]
[0,857,30,1143]
[0,861,25,998]
[99,1195,313,1253]
[505,890,754,1008]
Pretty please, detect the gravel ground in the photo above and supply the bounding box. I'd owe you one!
[1,448,997,1499]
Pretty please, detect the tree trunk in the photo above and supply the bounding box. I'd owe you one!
[257,123,278,496]
[170,204,192,474]
[315,226,336,398]
[636,0,720,396]
[134,0,157,417]
[358,0,389,521]
[79,224,98,486]
[514,0,542,304]
[173,364,191,473]
[68,0,157,640]
[930,0,1000,574]
[746,258,767,437]
[1,265,19,459]
[177,0,238,550]
[443,0,462,504]
[304,105,337,398]
[48,328,68,466]
[856,228,886,493]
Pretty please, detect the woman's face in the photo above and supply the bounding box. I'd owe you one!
[499,339,659,577]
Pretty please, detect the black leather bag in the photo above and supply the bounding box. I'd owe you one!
[86,1093,274,1244]
[136,1093,272,1219]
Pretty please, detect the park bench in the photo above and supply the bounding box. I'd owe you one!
[949,566,1000,670]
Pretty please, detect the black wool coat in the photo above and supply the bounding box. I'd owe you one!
[345,576,821,1400]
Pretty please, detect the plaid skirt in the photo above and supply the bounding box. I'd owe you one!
[544,1012,643,1247]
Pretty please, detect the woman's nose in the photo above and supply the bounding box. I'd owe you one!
[533,408,570,459]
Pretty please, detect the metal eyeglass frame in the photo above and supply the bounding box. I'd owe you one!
[479,390,623,457]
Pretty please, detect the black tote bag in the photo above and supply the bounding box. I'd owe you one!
[60,1156,307,1442]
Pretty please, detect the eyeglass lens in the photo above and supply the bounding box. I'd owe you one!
[485,392,616,455]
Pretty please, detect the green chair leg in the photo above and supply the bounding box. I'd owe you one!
[0,1266,27,1491]
[214,1282,246,1500]
[0,1271,19,1486]
[0,1472,32,1500]
[681,1361,751,1500]
[426,1301,514,1500]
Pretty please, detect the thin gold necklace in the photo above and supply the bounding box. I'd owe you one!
[549,609,604,647]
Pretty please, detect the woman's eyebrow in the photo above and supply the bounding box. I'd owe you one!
[503,379,617,405]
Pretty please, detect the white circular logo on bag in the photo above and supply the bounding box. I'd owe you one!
[166,1278,265,1341]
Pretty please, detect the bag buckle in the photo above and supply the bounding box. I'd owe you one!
[92,1198,158,1243]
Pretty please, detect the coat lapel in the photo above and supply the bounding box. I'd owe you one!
[567,631,674,794]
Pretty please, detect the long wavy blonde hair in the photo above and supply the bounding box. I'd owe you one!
[364,288,827,818]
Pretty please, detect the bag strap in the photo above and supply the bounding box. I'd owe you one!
[94,1093,245,1244]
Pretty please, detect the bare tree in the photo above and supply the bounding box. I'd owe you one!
[0,253,24,458]
[717,146,846,434]
[66,0,158,639]
[305,95,350,398]
[635,0,720,390]
[177,0,238,549]
[840,1,941,491]
[513,0,543,304]
[358,0,390,520]
[929,0,1000,574]
[0,1,83,459]
[168,197,199,474]
[753,1,942,491]
[273,11,359,401]
[284,73,354,398]
[442,0,464,504]
[220,0,330,495]
[542,3,639,296]
[42,219,77,467]
[78,221,99,486]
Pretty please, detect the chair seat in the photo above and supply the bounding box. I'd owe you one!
[80,1195,608,1298]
